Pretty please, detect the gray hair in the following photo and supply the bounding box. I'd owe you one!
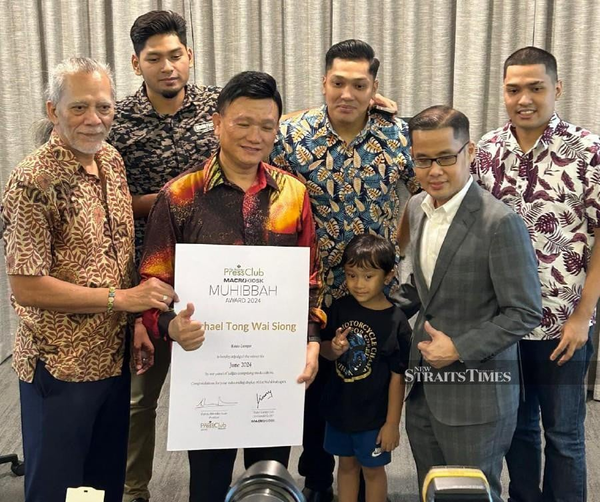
[46,57,116,105]
[33,57,116,146]
[32,119,55,147]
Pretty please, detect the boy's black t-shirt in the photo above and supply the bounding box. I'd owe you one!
[321,295,412,433]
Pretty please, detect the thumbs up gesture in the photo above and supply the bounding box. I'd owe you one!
[331,327,351,357]
[168,302,205,351]
[416,321,460,369]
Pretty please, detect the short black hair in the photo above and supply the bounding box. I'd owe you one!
[408,105,470,143]
[217,71,283,118]
[504,46,558,82]
[341,234,395,274]
[325,39,380,79]
[130,10,187,56]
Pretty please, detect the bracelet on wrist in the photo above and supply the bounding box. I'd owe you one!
[107,286,116,313]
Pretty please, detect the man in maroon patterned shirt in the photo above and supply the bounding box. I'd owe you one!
[472,46,600,502]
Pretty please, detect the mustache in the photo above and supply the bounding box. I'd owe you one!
[81,127,108,135]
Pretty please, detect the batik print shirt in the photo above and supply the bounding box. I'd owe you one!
[108,84,220,263]
[472,114,600,340]
[270,106,417,307]
[140,154,325,340]
[2,133,135,382]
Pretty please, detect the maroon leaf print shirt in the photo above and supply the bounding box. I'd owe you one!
[472,114,600,339]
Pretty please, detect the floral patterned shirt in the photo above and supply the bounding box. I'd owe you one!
[270,106,418,307]
[108,84,220,263]
[1,132,135,382]
[472,114,600,340]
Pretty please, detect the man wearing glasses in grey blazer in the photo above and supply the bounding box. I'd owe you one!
[397,105,543,502]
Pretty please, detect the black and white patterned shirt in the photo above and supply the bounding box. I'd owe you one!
[108,84,220,262]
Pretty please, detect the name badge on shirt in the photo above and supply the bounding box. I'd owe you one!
[194,122,214,134]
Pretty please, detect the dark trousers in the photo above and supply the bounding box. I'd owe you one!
[124,334,171,501]
[506,333,594,502]
[188,446,291,502]
[19,360,131,502]
[298,356,335,491]
[406,383,516,502]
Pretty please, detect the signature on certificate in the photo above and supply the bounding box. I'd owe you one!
[256,390,275,409]
[196,397,238,409]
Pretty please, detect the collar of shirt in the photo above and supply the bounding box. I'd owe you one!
[320,104,383,146]
[202,152,281,194]
[504,112,561,155]
[421,176,473,223]
[48,131,111,177]
[133,83,198,117]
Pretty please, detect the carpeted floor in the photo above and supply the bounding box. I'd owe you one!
[1,358,599,502]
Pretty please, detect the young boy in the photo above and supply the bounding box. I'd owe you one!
[320,234,411,502]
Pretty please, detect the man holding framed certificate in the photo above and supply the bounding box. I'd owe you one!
[139,70,325,502]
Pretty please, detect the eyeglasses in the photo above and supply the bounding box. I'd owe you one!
[413,141,470,169]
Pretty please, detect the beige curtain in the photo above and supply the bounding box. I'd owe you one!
[1,1,600,381]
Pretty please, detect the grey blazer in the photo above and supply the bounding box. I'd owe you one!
[398,182,542,426]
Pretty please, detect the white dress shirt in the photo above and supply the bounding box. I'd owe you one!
[420,177,473,288]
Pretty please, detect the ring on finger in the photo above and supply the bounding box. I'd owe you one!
[162,294,168,302]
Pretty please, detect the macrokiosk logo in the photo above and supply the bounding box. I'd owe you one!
[214,264,277,299]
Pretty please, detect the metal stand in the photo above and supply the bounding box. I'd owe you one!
[0,453,25,476]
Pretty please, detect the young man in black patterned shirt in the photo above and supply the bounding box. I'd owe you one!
[107,10,220,502]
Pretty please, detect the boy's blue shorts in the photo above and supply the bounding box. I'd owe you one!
[324,422,391,467]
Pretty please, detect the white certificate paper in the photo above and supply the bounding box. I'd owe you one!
[168,244,310,451]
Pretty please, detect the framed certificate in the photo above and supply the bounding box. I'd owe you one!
[167,244,309,451]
